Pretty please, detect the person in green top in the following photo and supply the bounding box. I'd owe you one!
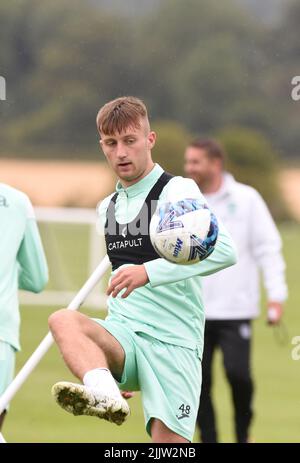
[49,96,237,443]
[0,184,48,430]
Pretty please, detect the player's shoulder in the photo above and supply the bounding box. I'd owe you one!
[163,175,205,200]
[165,175,200,191]
[96,191,116,216]
[0,183,34,214]
[232,180,264,203]
[0,182,21,198]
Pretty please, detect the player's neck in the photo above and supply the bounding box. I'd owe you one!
[119,161,155,188]
[200,174,223,194]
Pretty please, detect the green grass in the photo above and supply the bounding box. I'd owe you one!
[3,224,300,442]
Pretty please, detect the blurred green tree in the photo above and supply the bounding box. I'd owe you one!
[151,120,194,176]
[0,0,299,160]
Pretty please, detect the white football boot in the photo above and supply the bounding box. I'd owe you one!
[51,381,130,425]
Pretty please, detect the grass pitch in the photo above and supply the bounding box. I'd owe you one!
[3,223,300,442]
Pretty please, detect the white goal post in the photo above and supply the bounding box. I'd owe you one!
[19,207,109,310]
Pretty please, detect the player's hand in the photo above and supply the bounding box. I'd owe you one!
[107,265,149,299]
[121,391,135,399]
[267,302,284,325]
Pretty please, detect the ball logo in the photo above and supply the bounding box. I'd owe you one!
[189,234,213,260]
[173,238,184,257]
[157,209,183,232]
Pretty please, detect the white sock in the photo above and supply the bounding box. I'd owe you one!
[83,368,122,399]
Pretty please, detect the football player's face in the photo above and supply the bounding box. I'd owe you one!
[100,119,156,186]
[184,147,217,190]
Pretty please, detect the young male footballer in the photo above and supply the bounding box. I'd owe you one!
[49,96,237,443]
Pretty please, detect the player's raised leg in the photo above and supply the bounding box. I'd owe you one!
[48,309,130,425]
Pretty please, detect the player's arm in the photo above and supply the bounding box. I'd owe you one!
[143,177,237,287]
[17,196,48,293]
[107,220,236,297]
[144,219,237,288]
[249,190,288,323]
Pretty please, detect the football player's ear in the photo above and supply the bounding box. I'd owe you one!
[99,139,108,159]
[147,131,156,150]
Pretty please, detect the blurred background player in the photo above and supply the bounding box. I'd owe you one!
[0,183,48,431]
[184,138,288,443]
[48,96,237,443]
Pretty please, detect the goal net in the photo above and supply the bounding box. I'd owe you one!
[19,207,109,310]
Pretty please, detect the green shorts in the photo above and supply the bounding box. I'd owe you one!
[0,341,16,411]
[92,317,202,442]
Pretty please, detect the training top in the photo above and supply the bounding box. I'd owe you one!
[97,164,237,354]
[202,173,288,320]
[0,184,48,350]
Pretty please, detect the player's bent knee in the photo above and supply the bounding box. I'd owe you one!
[48,308,79,334]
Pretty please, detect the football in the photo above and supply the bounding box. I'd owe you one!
[150,198,218,264]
